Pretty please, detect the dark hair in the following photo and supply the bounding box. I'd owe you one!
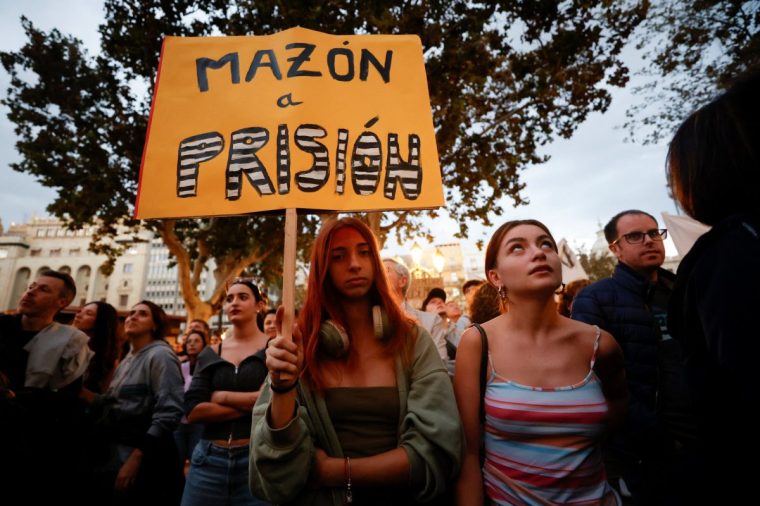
[299,217,416,391]
[557,279,592,317]
[184,330,207,345]
[183,330,207,373]
[40,270,77,304]
[82,301,119,394]
[485,219,558,278]
[226,280,264,331]
[183,330,207,352]
[469,282,504,324]
[462,279,483,296]
[667,69,760,225]
[603,210,658,244]
[135,300,168,340]
[420,287,447,311]
[189,319,211,338]
[227,279,264,303]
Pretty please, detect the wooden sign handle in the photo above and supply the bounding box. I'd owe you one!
[281,208,297,342]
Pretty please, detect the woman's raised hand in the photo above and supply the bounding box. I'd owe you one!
[266,305,304,390]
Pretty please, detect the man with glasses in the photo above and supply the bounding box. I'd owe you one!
[572,210,687,505]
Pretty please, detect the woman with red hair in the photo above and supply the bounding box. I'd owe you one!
[250,217,462,505]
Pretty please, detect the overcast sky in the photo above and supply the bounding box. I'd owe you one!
[0,1,680,257]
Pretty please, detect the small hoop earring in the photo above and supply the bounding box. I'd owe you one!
[497,285,508,302]
[555,283,566,295]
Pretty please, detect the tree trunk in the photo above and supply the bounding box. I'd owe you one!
[155,219,272,325]
[366,211,387,249]
[184,298,214,324]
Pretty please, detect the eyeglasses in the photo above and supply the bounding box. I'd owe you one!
[611,229,668,246]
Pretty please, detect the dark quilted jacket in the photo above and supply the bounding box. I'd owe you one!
[572,262,675,458]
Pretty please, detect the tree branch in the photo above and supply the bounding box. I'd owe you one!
[206,247,274,310]
[156,219,201,311]
[379,213,407,234]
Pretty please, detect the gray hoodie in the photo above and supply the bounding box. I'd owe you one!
[95,339,184,447]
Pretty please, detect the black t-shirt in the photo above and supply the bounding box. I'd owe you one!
[0,314,39,389]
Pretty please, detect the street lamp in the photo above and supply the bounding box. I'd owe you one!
[411,241,423,267]
[433,248,445,275]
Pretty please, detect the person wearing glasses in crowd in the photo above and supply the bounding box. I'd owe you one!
[572,210,690,504]
[182,278,270,506]
[250,217,462,505]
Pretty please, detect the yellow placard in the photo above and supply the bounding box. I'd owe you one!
[135,27,444,219]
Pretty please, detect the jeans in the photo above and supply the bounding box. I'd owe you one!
[181,440,270,506]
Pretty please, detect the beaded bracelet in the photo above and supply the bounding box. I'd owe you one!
[344,456,353,504]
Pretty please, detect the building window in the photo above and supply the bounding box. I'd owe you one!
[0,249,7,259]
[123,263,133,274]
[123,280,128,288]
[50,248,62,257]
[119,294,128,307]
[69,248,81,255]
[30,249,42,257]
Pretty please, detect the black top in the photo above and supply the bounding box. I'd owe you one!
[668,211,760,502]
[0,314,88,503]
[184,342,268,441]
[0,314,38,389]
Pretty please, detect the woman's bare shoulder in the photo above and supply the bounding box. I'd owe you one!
[566,320,623,369]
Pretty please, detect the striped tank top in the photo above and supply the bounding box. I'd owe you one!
[483,326,620,506]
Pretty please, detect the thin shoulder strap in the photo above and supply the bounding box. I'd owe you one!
[590,325,601,370]
[473,323,488,424]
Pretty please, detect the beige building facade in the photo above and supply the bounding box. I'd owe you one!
[0,218,151,312]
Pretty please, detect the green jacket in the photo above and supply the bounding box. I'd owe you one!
[249,327,463,505]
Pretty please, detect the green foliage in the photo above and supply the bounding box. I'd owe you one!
[626,0,760,144]
[1,0,647,313]
[577,248,616,281]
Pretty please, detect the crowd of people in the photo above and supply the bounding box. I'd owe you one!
[0,68,757,505]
